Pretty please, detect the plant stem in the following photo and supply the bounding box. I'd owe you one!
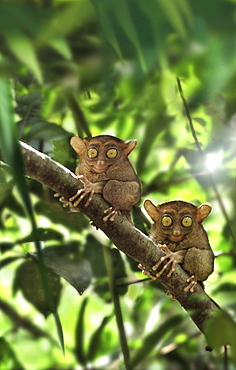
[103,245,133,370]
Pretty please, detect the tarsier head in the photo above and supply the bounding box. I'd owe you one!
[70,135,137,174]
[144,200,212,243]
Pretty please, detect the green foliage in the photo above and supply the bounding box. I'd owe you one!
[205,310,236,362]
[33,245,92,295]
[0,0,236,369]
[14,259,62,317]
[0,338,24,370]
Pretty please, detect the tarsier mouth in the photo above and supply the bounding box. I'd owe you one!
[168,234,184,242]
[91,164,110,173]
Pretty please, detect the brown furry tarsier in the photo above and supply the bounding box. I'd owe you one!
[64,135,141,222]
[139,200,214,292]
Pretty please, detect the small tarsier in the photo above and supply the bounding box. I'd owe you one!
[58,135,141,222]
[139,200,214,293]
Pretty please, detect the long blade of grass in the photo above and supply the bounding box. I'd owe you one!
[103,245,132,370]
[74,297,88,365]
[0,74,64,352]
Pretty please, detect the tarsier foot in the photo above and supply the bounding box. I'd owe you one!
[183,275,197,293]
[138,264,158,281]
[152,245,176,278]
[54,193,79,212]
[103,206,118,221]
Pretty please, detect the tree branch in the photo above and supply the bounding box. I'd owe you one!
[20,141,220,336]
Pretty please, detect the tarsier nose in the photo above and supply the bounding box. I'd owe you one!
[173,229,181,236]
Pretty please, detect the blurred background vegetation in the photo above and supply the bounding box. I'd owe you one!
[0,0,236,369]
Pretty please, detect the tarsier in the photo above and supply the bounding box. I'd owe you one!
[65,135,141,222]
[139,200,214,292]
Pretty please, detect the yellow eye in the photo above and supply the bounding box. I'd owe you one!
[87,147,98,158]
[161,216,173,227]
[181,216,193,227]
[106,148,118,158]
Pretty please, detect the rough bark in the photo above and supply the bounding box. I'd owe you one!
[20,141,220,335]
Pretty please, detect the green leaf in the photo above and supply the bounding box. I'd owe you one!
[111,0,147,71]
[0,242,17,254]
[5,32,42,83]
[0,256,22,269]
[18,228,64,243]
[2,194,26,218]
[25,121,70,141]
[205,310,236,362]
[53,311,65,356]
[0,75,64,352]
[52,137,74,169]
[0,182,14,206]
[14,259,62,318]
[0,337,24,370]
[84,235,106,278]
[158,0,191,39]
[32,246,92,295]
[16,91,44,105]
[212,282,236,295]
[132,315,184,367]
[75,297,89,365]
[44,1,96,36]
[34,200,88,232]
[46,37,72,59]
[87,315,113,361]
[92,0,123,60]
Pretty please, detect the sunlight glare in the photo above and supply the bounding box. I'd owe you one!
[205,150,223,172]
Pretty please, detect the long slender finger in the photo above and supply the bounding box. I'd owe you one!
[73,192,87,207]
[103,211,116,221]
[183,275,197,292]
[84,190,94,207]
[137,264,158,280]
[109,211,117,221]
[103,207,113,214]
[69,189,84,202]
[155,259,173,277]
[138,263,144,271]
[152,255,172,271]
[103,208,117,221]
[166,265,175,278]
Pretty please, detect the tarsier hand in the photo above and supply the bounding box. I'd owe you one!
[69,175,98,208]
[139,244,188,283]
[152,245,182,278]
[54,175,96,211]
[151,245,198,292]
[69,175,119,221]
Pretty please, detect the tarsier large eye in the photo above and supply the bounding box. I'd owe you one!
[181,216,193,227]
[161,216,173,227]
[106,148,118,158]
[87,147,98,158]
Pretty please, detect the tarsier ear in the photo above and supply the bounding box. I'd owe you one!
[124,140,137,156]
[144,199,159,222]
[70,137,88,156]
[197,203,212,223]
